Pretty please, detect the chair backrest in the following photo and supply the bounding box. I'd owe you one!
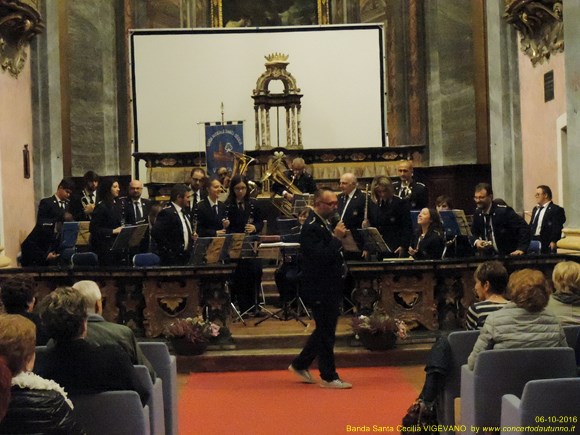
[470,347,577,427]
[527,240,542,254]
[445,330,480,396]
[71,391,150,435]
[71,252,99,267]
[134,364,164,435]
[516,378,580,426]
[133,253,161,267]
[276,217,298,235]
[563,325,580,349]
[139,342,178,435]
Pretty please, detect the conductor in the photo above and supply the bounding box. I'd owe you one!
[288,188,352,389]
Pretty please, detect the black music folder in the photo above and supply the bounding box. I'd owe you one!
[189,237,226,265]
[110,224,148,252]
[219,233,246,262]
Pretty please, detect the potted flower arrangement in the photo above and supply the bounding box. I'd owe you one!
[351,306,408,351]
[164,316,230,355]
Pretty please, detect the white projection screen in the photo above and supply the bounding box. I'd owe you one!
[130,24,385,169]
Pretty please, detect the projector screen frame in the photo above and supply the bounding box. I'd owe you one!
[129,24,387,177]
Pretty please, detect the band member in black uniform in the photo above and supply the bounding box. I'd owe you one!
[365,175,413,258]
[471,183,530,256]
[392,161,428,210]
[225,175,264,315]
[195,177,230,237]
[409,208,445,260]
[36,178,75,225]
[189,167,207,212]
[123,179,151,254]
[288,188,352,388]
[89,179,124,266]
[271,157,317,202]
[151,184,196,266]
[529,185,566,254]
[70,170,99,221]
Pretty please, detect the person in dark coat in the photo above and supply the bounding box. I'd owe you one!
[365,175,413,258]
[288,188,352,389]
[151,184,196,266]
[0,278,49,345]
[89,179,124,266]
[409,208,445,260]
[69,170,99,221]
[271,157,317,201]
[20,222,61,267]
[225,175,264,315]
[195,177,230,237]
[471,183,530,256]
[529,185,566,254]
[36,178,75,225]
[392,161,428,210]
[36,287,149,406]
[0,314,84,434]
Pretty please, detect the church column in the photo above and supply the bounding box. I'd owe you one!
[485,0,523,211]
[558,1,580,251]
[296,105,302,147]
[286,107,291,147]
[265,108,271,148]
[254,107,260,150]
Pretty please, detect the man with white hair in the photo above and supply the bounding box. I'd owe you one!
[72,280,155,381]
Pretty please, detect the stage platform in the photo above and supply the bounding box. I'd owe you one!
[172,314,438,373]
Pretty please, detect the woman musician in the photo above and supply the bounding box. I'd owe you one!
[225,175,264,316]
[89,178,125,266]
[195,176,230,237]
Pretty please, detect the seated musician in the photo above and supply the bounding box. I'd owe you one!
[225,175,263,315]
[363,175,412,259]
[408,208,445,260]
[435,195,453,212]
[89,179,124,266]
[271,157,317,202]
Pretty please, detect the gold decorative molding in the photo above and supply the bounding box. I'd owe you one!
[503,0,563,66]
[0,0,44,77]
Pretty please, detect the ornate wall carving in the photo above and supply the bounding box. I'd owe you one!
[503,0,564,66]
[0,0,43,77]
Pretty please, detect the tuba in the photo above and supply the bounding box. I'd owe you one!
[261,157,302,218]
[228,150,259,196]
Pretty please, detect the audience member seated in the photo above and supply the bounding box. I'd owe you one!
[0,278,49,345]
[402,261,509,426]
[549,261,580,325]
[72,281,156,381]
[36,287,149,405]
[467,268,567,370]
[0,314,84,434]
[408,208,445,260]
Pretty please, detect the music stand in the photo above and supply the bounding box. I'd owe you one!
[189,237,226,266]
[292,194,313,216]
[439,210,473,258]
[357,227,391,256]
[76,221,91,247]
[341,230,361,253]
[219,233,245,262]
[110,224,148,264]
[255,242,307,327]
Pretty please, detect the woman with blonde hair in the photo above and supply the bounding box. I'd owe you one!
[550,261,580,325]
[467,269,567,370]
[0,314,83,433]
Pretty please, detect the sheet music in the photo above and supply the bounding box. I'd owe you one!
[357,227,391,253]
[292,194,313,216]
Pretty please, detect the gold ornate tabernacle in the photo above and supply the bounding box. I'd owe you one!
[503,0,563,66]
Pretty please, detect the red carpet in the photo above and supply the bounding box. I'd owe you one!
[179,367,419,435]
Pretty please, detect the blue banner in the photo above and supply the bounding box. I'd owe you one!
[205,122,244,176]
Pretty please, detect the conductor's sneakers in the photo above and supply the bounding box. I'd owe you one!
[288,364,315,384]
[320,379,352,389]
